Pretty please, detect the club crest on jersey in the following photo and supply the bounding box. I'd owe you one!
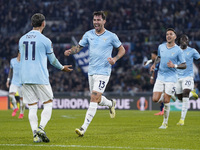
[171,52,175,56]
[103,38,107,42]
[187,52,190,55]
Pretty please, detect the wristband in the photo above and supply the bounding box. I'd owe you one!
[61,66,64,70]
[7,78,10,81]
[150,76,154,79]
[174,64,178,68]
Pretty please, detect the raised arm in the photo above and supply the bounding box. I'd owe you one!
[107,45,126,65]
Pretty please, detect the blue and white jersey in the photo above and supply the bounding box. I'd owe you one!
[19,30,53,84]
[10,58,21,86]
[157,43,185,82]
[79,29,122,76]
[177,46,200,78]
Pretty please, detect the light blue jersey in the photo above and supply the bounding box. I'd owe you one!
[79,29,122,76]
[177,46,200,78]
[19,30,54,84]
[157,43,185,82]
[10,58,21,86]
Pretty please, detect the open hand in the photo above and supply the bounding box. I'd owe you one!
[62,65,73,72]
[64,49,71,56]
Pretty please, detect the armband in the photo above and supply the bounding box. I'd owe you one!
[174,64,178,68]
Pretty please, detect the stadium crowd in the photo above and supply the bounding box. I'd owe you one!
[1,0,200,93]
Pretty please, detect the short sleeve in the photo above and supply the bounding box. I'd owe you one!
[158,46,161,57]
[178,49,186,63]
[45,38,53,54]
[112,33,121,48]
[193,48,200,60]
[18,38,22,54]
[79,32,89,47]
[10,59,13,68]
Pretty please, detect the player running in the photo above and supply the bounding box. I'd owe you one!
[6,51,25,118]
[64,11,125,136]
[151,28,186,129]
[175,34,200,126]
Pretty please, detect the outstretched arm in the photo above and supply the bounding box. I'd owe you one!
[108,45,126,65]
[64,45,84,56]
[47,53,73,72]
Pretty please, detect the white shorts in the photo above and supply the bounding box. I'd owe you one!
[175,77,194,94]
[88,75,110,93]
[22,84,53,104]
[153,80,176,96]
[9,84,22,97]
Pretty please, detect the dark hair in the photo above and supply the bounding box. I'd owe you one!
[177,34,189,45]
[166,28,176,35]
[31,13,45,27]
[151,50,157,55]
[93,11,106,20]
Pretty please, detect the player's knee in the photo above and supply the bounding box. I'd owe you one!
[152,96,159,103]
[183,89,190,97]
[183,92,189,97]
[90,94,101,103]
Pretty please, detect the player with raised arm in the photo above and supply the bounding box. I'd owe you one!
[151,28,186,129]
[19,13,73,143]
[175,34,200,126]
[64,11,125,136]
[6,51,25,118]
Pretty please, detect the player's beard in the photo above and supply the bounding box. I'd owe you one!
[181,43,187,49]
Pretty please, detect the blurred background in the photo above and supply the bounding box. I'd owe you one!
[1,0,200,97]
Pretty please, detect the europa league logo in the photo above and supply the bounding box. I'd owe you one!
[137,97,148,111]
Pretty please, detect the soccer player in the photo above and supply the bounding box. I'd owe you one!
[19,13,73,143]
[144,51,164,115]
[64,11,125,136]
[151,28,186,129]
[175,34,200,126]
[6,51,25,118]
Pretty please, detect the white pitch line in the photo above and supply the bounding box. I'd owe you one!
[0,144,197,150]
[0,144,131,149]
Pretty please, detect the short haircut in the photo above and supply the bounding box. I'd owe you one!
[166,28,176,35]
[180,34,189,40]
[177,34,189,45]
[151,50,157,55]
[31,13,45,27]
[93,11,106,20]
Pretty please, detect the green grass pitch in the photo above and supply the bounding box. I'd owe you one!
[0,109,199,150]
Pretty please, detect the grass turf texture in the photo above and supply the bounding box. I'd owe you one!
[0,109,199,150]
